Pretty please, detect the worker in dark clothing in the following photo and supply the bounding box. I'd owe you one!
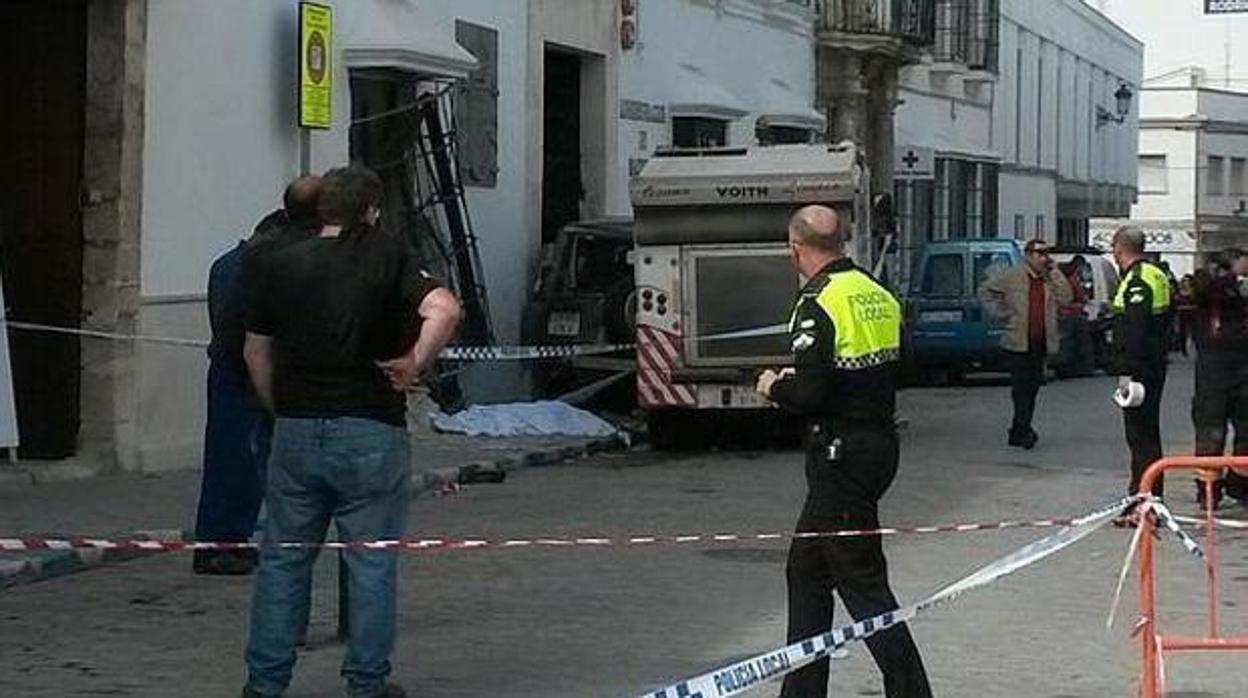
[1108,227,1172,525]
[1189,251,1248,508]
[757,205,932,698]
[193,176,322,575]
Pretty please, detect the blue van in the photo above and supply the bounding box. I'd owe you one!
[903,239,1023,377]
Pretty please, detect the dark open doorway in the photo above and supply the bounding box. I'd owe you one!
[0,0,88,459]
[542,48,584,245]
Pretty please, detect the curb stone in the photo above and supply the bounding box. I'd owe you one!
[1,433,635,590]
[0,530,183,590]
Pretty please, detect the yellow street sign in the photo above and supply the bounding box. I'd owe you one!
[299,2,333,130]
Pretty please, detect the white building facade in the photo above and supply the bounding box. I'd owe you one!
[892,0,1141,285]
[893,0,999,276]
[1090,1,1248,276]
[138,0,624,469]
[615,0,822,209]
[995,0,1141,247]
[1093,79,1248,277]
[2,0,625,470]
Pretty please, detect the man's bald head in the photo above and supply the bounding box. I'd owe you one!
[284,175,323,223]
[1112,226,1146,255]
[788,205,845,254]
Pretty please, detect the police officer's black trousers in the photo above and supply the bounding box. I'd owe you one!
[1124,365,1167,497]
[780,427,932,698]
[1193,358,1248,500]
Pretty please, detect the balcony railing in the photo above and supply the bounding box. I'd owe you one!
[818,0,937,45]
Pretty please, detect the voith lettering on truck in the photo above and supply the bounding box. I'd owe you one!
[716,185,769,199]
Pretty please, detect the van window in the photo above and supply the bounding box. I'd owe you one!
[973,252,1012,294]
[921,254,965,298]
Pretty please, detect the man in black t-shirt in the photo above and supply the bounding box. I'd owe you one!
[241,166,460,698]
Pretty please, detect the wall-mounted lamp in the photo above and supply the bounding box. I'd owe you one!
[1096,83,1134,128]
[621,0,638,51]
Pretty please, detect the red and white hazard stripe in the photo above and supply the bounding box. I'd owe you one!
[636,325,696,408]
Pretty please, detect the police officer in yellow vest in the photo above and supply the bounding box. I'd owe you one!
[1110,226,1172,515]
[757,206,931,698]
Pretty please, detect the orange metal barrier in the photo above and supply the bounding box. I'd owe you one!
[1137,456,1248,698]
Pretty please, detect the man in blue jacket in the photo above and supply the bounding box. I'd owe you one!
[193,176,322,575]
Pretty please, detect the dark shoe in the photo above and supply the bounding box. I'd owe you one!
[350,683,407,698]
[1008,428,1038,450]
[1226,472,1248,503]
[194,549,257,576]
[241,686,278,698]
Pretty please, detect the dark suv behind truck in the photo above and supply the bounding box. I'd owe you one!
[521,218,635,398]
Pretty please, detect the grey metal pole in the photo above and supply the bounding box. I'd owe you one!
[336,550,349,641]
[300,128,312,176]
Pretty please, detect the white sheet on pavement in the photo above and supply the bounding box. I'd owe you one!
[429,401,619,438]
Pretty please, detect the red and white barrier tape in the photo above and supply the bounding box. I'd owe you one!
[0,514,1164,554]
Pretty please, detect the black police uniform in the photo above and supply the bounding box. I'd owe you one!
[1111,259,1172,498]
[1191,272,1248,503]
[770,258,932,698]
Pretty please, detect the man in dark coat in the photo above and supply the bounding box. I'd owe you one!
[193,176,321,575]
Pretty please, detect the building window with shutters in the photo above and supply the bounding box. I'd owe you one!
[981,163,999,236]
[1057,218,1088,248]
[895,178,935,243]
[1231,157,1246,196]
[1138,154,1168,195]
[930,158,998,240]
[934,0,999,72]
[454,21,499,188]
[1208,156,1226,197]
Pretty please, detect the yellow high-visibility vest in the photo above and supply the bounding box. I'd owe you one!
[1111,261,1171,315]
[791,269,901,370]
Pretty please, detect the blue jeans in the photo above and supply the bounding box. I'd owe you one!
[245,417,410,697]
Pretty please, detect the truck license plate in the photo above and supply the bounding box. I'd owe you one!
[920,310,963,323]
[547,311,581,337]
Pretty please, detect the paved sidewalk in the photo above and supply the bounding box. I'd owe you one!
[0,427,629,588]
